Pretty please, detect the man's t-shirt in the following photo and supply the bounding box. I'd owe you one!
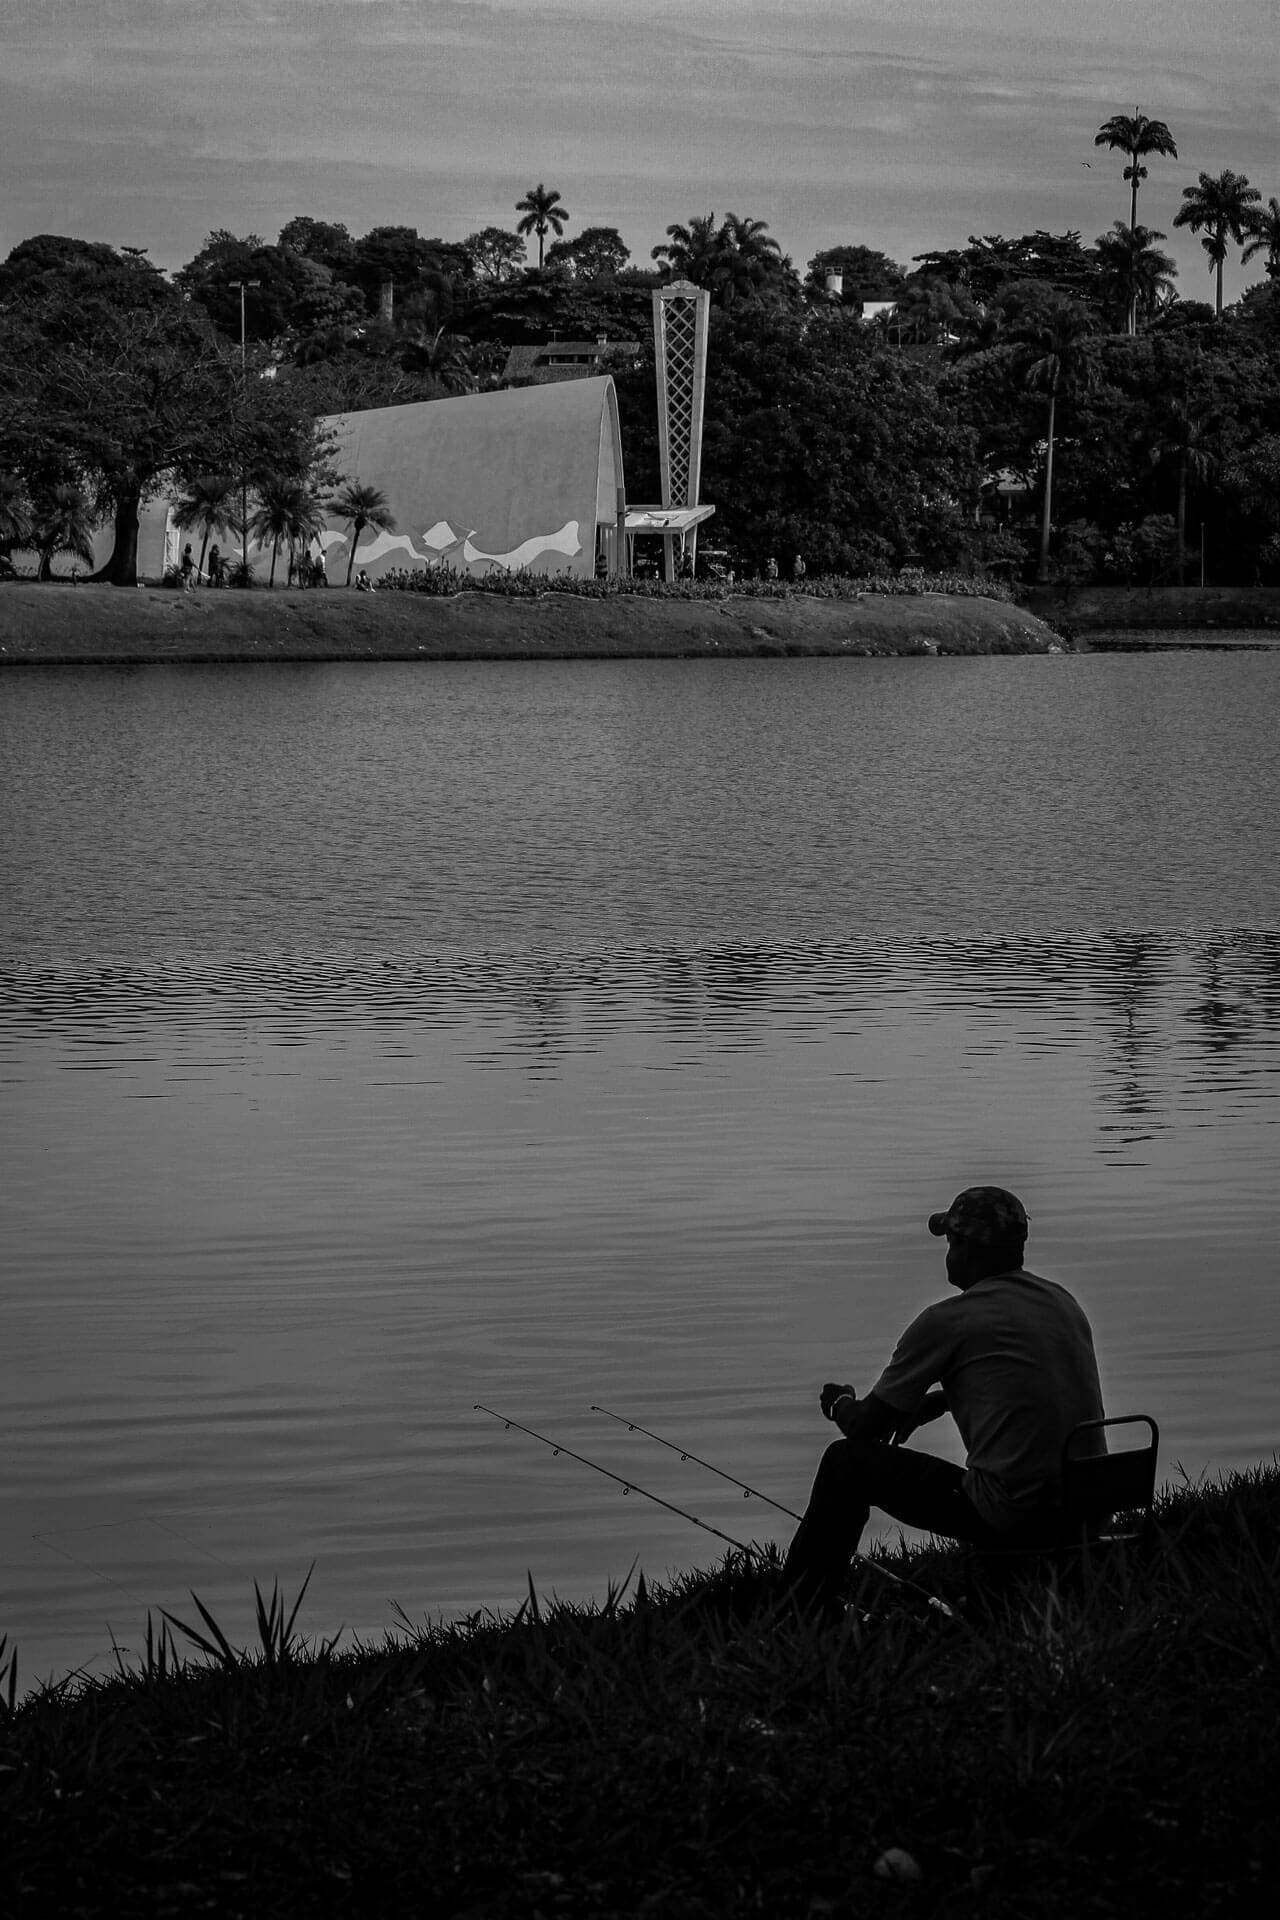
[871,1268,1105,1531]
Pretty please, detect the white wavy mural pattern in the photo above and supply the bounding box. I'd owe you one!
[461,521,581,570]
[327,518,581,575]
[353,529,432,565]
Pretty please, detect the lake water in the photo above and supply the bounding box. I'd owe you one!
[2,652,1278,1693]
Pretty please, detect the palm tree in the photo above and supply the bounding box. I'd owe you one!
[1094,222,1177,332]
[652,212,789,308]
[1094,111,1179,233]
[33,483,97,580]
[652,213,723,285]
[1007,296,1100,582]
[715,213,788,307]
[1093,112,1178,334]
[1242,196,1280,280]
[172,472,238,576]
[249,476,324,587]
[514,184,569,270]
[326,479,395,585]
[0,472,33,553]
[1173,169,1261,316]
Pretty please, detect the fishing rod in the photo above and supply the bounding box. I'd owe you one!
[473,1405,755,1554]
[591,1405,801,1520]
[591,1403,954,1619]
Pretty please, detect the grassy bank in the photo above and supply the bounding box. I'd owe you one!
[0,580,1061,665]
[2,1465,1276,1917]
[1023,584,1280,634]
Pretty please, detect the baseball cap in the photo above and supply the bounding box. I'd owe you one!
[928,1186,1029,1244]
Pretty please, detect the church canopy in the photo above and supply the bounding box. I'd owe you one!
[317,376,625,581]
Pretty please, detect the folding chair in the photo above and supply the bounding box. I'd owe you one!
[1060,1413,1160,1545]
[964,1413,1159,1601]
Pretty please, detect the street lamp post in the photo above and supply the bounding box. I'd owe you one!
[229,279,260,580]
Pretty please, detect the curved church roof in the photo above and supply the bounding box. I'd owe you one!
[317,375,625,579]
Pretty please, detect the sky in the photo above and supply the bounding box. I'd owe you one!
[1,0,1276,303]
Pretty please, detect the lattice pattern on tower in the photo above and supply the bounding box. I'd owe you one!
[653,281,710,510]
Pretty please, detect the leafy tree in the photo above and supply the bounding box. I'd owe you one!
[1094,222,1177,333]
[32,481,96,579]
[326,479,394,584]
[632,301,978,572]
[1093,111,1179,244]
[912,232,1100,307]
[349,226,458,321]
[1174,170,1262,316]
[0,472,33,551]
[460,227,527,284]
[804,245,905,303]
[0,235,325,583]
[1242,197,1280,280]
[175,231,310,343]
[515,185,569,270]
[890,273,980,349]
[544,227,631,279]
[277,216,357,275]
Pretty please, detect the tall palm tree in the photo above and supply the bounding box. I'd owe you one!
[249,476,323,587]
[172,472,238,576]
[1094,112,1178,334]
[1173,169,1261,316]
[1242,196,1280,280]
[1094,222,1177,332]
[514,184,569,269]
[1007,296,1100,582]
[1094,111,1179,233]
[33,483,97,580]
[326,479,395,585]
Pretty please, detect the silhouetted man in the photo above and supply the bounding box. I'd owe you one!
[782,1187,1104,1616]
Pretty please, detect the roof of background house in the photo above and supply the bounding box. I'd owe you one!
[503,338,642,385]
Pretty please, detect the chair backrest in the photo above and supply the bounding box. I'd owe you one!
[1062,1415,1159,1527]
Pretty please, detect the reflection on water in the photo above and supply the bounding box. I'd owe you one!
[1,655,1278,1692]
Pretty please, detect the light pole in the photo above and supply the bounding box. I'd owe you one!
[229,279,260,580]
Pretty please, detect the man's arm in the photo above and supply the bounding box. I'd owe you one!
[820,1382,948,1445]
[827,1387,901,1446]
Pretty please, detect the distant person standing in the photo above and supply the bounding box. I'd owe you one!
[207,544,222,588]
[180,543,195,591]
[792,553,806,582]
[765,555,779,581]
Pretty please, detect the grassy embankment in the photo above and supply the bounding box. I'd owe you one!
[2,1465,1276,1917]
[0,577,1062,664]
[1023,585,1280,649]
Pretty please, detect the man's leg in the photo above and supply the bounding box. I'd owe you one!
[782,1438,996,1613]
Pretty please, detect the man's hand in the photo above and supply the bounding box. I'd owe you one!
[820,1381,857,1422]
